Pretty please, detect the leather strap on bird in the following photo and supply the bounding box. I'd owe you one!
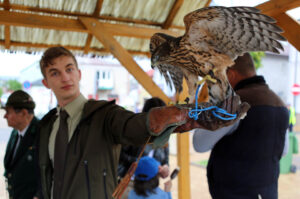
[112,136,151,199]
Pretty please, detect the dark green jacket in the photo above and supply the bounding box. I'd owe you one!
[4,117,40,199]
[38,100,151,199]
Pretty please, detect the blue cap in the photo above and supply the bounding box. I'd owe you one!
[134,157,160,181]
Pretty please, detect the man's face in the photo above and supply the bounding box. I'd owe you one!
[4,107,23,129]
[42,55,81,106]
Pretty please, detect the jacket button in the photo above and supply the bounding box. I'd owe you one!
[8,185,11,189]
[8,173,12,178]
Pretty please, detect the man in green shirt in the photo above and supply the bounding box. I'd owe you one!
[37,46,248,199]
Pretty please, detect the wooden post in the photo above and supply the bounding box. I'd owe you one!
[79,17,171,103]
[176,79,191,199]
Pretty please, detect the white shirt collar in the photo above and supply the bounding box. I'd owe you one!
[18,125,29,137]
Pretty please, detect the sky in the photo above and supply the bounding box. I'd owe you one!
[0,51,41,77]
[0,0,299,78]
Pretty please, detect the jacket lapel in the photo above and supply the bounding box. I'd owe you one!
[4,130,18,169]
[10,117,37,167]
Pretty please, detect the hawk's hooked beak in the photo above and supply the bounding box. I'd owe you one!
[151,54,160,69]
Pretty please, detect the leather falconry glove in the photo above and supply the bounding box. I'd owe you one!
[147,95,250,148]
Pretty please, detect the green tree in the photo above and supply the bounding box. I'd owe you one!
[0,87,3,97]
[6,80,22,91]
[250,52,265,70]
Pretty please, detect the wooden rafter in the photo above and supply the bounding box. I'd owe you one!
[162,0,184,29]
[0,10,180,38]
[0,40,151,56]
[0,10,86,32]
[3,0,9,10]
[79,17,171,102]
[170,0,212,30]
[273,13,300,52]
[93,0,104,17]
[3,0,10,49]
[176,79,191,199]
[84,0,104,54]
[256,0,300,16]
[84,35,93,54]
[204,0,212,7]
[0,3,161,27]
[4,25,10,49]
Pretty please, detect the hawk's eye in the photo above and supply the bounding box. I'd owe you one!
[153,54,160,62]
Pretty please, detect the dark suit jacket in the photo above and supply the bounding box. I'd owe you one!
[4,117,40,199]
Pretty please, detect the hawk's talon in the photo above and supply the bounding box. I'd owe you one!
[184,97,190,104]
[177,100,188,105]
[168,101,176,106]
[197,74,217,85]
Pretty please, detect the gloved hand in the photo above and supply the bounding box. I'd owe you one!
[174,95,250,132]
[147,95,250,147]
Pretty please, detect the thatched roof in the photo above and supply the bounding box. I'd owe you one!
[0,0,299,56]
[0,0,212,55]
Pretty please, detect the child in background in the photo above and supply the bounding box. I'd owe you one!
[128,156,172,199]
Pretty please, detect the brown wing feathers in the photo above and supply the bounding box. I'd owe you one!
[150,6,286,101]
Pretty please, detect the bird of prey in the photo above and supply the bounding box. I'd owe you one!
[150,6,286,105]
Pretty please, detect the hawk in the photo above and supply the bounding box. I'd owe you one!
[150,6,286,105]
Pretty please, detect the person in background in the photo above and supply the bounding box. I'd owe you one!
[128,156,172,199]
[2,90,39,199]
[37,46,242,199]
[193,53,289,199]
[118,97,170,198]
[288,104,296,132]
[141,98,169,167]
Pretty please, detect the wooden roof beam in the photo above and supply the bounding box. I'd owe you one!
[0,40,150,56]
[93,0,104,17]
[3,0,9,10]
[176,79,191,199]
[3,0,10,49]
[0,10,87,32]
[256,0,300,16]
[170,0,212,30]
[4,25,10,49]
[0,3,162,27]
[0,10,180,38]
[204,0,212,7]
[273,13,300,52]
[84,35,93,54]
[84,0,104,54]
[162,0,184,29]
[79,17,171,103]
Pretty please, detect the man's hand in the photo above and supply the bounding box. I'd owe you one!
[148,95,249,148]
[158,164,170,178]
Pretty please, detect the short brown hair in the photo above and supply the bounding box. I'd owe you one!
[39,46,78,78]
[230,53,256,76]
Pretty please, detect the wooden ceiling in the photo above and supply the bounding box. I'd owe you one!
[0,0,210,56]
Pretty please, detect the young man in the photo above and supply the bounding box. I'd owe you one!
[38,46,247,199]
[193,53,289,199]
[2,90,39,199]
